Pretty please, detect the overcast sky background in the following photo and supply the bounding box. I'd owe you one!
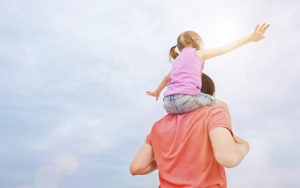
[0,0,299,187]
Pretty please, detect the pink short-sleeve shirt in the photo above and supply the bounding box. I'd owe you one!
[145,106,233,188]
[164,47,203,97]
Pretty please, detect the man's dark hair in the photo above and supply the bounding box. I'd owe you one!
[201,73,215,96]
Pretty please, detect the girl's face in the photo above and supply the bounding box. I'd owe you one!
[195,38,201,46]
[196,39,204,49]
[192,38,202,50]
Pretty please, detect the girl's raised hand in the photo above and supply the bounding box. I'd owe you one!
[146,90,160,101]
[249,23,270,42]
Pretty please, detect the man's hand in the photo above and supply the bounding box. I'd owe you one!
[249,23,270,42]
[233,135,247,144]
[146,90,160,101]
[233,135,250,156]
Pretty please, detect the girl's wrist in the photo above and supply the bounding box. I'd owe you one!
[247,35,253,43]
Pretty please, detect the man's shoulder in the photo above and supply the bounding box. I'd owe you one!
[154,106,224,126]
[153,113,175,127]
[194,105,226,116]
[183,105,225,119]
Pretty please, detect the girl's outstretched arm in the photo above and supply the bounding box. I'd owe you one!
[146,72,171,101]
[197,23,270,62]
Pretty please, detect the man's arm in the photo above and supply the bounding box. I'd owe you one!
[209,127,250,168]
[129,143,158,175]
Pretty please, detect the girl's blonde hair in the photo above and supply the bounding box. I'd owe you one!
[169,31,203,63]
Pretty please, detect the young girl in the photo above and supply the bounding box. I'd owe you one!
[146,23,270,115]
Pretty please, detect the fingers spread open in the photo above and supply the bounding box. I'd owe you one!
[259,23,266,31]
[262,24,270,32]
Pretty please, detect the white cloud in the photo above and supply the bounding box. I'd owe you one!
[0,0,300,187]
[55,152,78,175]
[33,152,78,188]
[34,165,62,188]
[31,115,117,187]
[33,115,116,155]
[16,186,33,188]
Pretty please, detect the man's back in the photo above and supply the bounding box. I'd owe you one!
[146,106,233,188]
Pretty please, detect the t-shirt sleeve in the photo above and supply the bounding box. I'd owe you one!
[145,133,152,146]
[208,107,234,136]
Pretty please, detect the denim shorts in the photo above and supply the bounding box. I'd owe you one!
[163,93,216,114]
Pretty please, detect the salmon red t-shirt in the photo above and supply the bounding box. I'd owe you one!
[145,106,233,188]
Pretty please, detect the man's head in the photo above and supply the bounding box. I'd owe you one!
[201,73,215,96]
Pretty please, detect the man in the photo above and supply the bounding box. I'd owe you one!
[130,73,249,188]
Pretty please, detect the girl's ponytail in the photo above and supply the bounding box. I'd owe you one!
[169,45,179,63]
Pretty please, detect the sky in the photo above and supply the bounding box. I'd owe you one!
[0,0,299,187]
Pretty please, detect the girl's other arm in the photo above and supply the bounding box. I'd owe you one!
[197,23,270,62]
[146,72,171,101]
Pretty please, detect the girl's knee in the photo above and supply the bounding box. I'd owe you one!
[215,99,229,111]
